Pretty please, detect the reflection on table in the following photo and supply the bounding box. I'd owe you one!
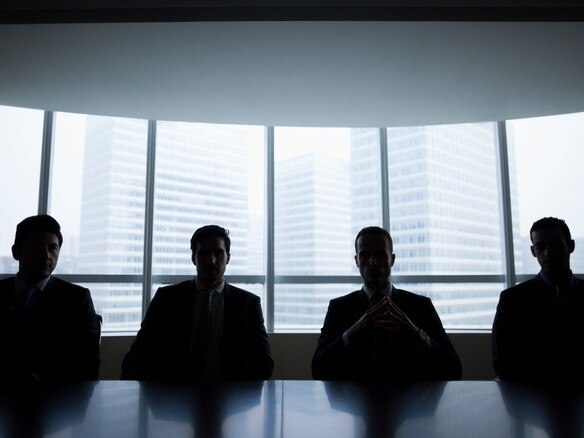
[1,380,584,437]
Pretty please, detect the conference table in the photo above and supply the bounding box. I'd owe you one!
[0,379,582,437]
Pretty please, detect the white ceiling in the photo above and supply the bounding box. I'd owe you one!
[1,21,583,127]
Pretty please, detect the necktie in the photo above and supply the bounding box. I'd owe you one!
[15,286,38,315]
[555,284,569,313]
[200,289,217,380]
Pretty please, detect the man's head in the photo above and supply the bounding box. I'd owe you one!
[530,217,574,279]
[11,214,63,283]
[190,225,231,288]
[354,226,395,290]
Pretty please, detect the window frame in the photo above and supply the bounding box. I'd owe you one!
[2,108,550,333]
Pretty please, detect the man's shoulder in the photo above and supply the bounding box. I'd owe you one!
[329,290,364,306]
[47,276,91,296]
[0,277,15,302]
[0,276,15,289]
[225,283,260,302]
[392,288,433,308]
[500,276,541,297]
[155,279,194,297]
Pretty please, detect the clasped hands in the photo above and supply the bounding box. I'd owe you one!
[346,296,419,344]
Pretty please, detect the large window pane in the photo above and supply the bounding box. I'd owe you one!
[398,282,503,329]
[508,112,584,275]
[79,283,143,332]
[0,105,44,273]
[153,122,265,277]
[275,284,362,330]
[275,127,382,276]
[387,123,505,328]
[274,127,382,328]
[50,113,148,331]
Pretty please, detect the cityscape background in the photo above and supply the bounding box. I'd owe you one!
[1,106,583,331]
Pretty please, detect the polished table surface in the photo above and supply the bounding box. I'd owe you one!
[1,380,582,437]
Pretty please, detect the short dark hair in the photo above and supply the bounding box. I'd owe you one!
[530,217,572,243]
[190,225,231,255]
[13,214,63,249]
[354,226,393,253]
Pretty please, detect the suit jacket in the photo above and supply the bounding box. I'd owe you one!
[492,274,584,383]
[121,280,273,381]
[0,276,101,381]
[312,288,461,381]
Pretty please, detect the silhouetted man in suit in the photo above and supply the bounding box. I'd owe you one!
[0,215,100,381]
[312,226,461,381]
[121,225,273,381]
[493,217,584,383]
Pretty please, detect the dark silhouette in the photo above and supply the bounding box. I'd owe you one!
[121,225,273,381]
[0,214,100,381]
[493,217,584,383]
[312,226,461,381]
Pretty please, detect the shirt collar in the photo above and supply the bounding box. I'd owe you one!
[195,277,225,294]
[15,274,51,293]
[538,270,575,289]
[362,282,393,301]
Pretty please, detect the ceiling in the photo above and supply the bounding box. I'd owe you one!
[1,5,583,127]
[2,1,584,22]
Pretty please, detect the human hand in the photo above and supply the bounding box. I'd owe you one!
[376,299,420,338]
[346,296,392,343]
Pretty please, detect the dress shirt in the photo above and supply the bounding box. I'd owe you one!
[11,275,51,313]
[362,283,393,304]
[14,275,51,296]
[538,270,575,298]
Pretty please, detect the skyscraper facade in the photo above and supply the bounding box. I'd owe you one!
[78,117,522,330]
[275,152,355,328]
[79,117,260,330]
[383,123,522,327]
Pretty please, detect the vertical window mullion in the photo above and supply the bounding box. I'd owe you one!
[38,111,54,214]
[141,120,157,318]
[380,127,390,231]
[495,120,516,289]
[265,126,275,332]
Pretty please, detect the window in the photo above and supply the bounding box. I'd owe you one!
[508,113,584,276]
[50,113,148,331]
[274,127,381,329]
[0,105,44,274]
[153,121,265,278]
[387,122,504,328]
[2,103,582,333]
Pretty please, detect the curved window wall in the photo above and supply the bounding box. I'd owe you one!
[1,104,582,332]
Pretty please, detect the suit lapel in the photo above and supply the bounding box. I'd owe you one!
[357,288,370,309]
[219,283,234,342]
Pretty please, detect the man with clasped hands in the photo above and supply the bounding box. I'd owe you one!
[312,226,461,381]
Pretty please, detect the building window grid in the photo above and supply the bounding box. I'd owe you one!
[27,111,518,333]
